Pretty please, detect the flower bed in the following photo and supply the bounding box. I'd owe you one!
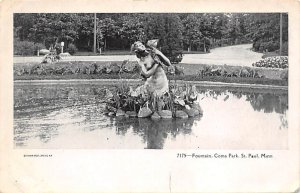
[13,60,140,76]
[196,64,288,80]
[13,60,185,77]
[252,56,288,69]
[14,60,288,84]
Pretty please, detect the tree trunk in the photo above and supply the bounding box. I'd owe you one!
[279,13,283,56]
[93,13,97,53]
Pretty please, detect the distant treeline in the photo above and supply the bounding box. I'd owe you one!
[14,13,288,56]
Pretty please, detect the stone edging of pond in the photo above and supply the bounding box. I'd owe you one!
[14,79,288,91]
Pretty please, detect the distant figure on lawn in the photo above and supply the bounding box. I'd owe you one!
[131,41,171,97]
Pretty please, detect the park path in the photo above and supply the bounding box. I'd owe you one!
[14,44,263,67]
[181,44,263,66]
[13,55,137,63]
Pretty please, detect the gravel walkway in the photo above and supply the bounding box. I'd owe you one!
[14,44,263,67]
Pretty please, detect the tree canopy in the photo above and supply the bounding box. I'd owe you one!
[14,13,288,54]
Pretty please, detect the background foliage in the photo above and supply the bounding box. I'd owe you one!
[14,13,288,56]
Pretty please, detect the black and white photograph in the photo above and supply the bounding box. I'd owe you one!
[13,12,289,149]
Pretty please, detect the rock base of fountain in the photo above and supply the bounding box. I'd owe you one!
[104,84,203,120]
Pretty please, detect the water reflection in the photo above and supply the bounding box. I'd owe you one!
[197,89,288,114]
[247,93,288,114]
[112,116,200,149]
[14,83,288,149]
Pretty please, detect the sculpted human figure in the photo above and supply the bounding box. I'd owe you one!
[131,41,171,97]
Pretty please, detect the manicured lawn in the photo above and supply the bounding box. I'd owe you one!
[262,51,280,59]
[261,50,288,59]
[182,51,206,54]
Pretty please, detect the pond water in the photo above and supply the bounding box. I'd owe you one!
[14,82,288,149]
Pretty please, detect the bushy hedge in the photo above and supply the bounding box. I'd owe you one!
[14,40,34,56]
[66,43,78,55]
[253,40,280,53]
[35,43,46,54]
[254,41,279,52]
[14,40,46,56]
[281,42,288,56]
[252,56,288,69]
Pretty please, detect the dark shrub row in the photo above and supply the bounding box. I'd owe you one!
[14,40,78,56]
[14,40,46,56]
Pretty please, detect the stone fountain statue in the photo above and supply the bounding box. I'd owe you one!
[131,40,171,98]
[105,40,203,119]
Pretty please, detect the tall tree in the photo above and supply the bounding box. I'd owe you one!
[246,13,288,52]
[14,13,37,41]
[143,13,183,58]
[98,18,119,50]
[119,14,145,45]
[28,13,80,47]
[163,14,184,57]
[13,13,288,54]
[182,14,203,51]
[76,13,94,50]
